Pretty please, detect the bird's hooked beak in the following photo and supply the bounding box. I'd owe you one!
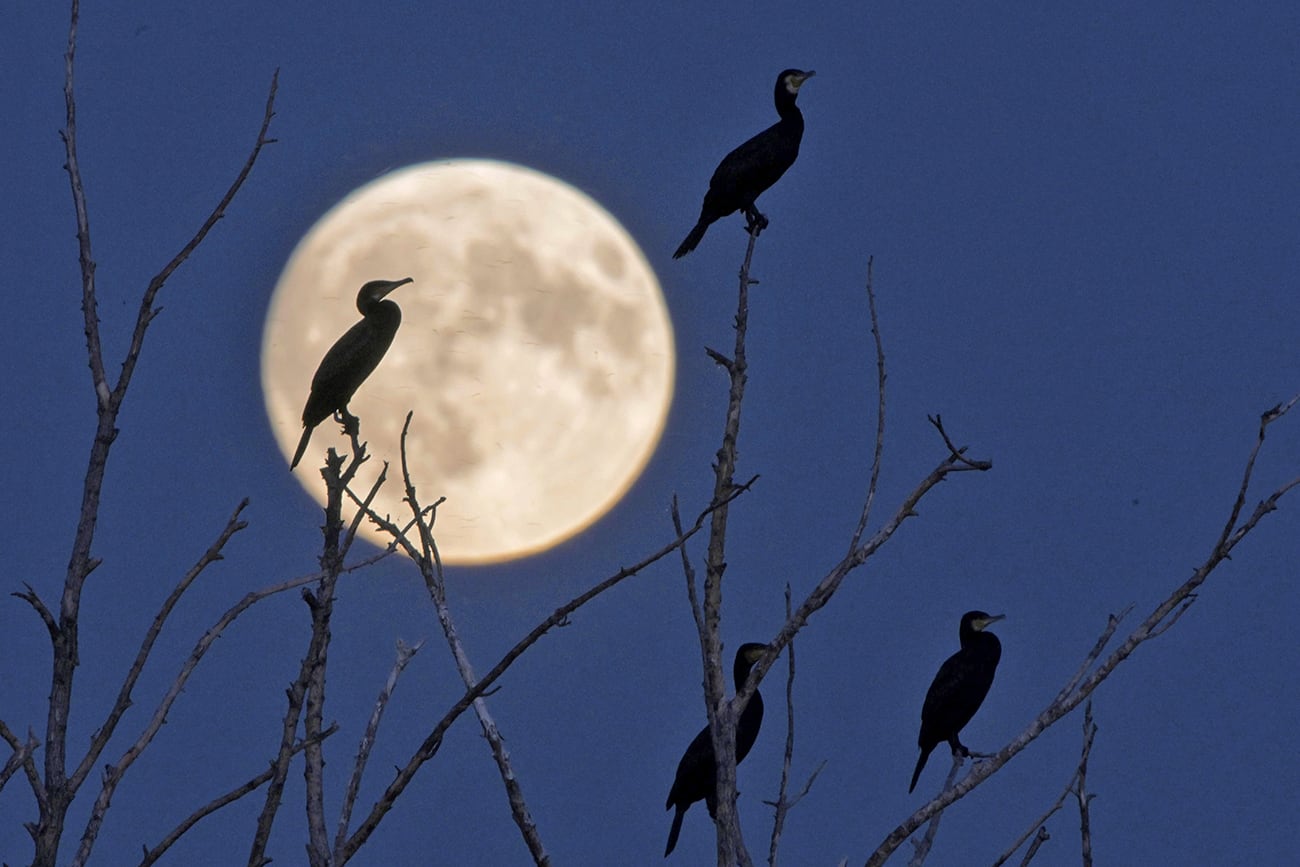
[789,70,816,92]
[378,277,414,298]
[973,613,1006,631]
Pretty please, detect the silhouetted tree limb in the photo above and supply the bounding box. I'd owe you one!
[1,726,40,797]
[907,757,964,867]
[68,502,250,865]
[847,256,885,554]
[764,585,825,867]
[336,424,755,863]
[139,725,337,867]
[685,245,993,866]
[373,414,550,865]
[19,2,279,861]
[333,639,423,856]
[865,398,1300,867]
[1073,703,1097,867]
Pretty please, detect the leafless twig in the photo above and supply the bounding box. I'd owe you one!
[1074,703,1097,867]
[1,726,40,797]
[907,756,963,866]
[69,503,250,866]
[31,2,278,859]
[366,413,550,864]
[1019,827,1050,866]
[764,585,825,866]
[336,433,755,863]
[991,700,1098,867]
[333,639,424,855]
[139,725,338,867]
[848,256,886,553]
[865,399,1299,867]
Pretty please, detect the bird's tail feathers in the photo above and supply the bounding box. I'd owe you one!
[908,745,933,794]
[673,221,708,259]
[290,425,314,470]
[663,805,686,857]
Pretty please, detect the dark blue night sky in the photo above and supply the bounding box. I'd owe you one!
[5,3,1299,865]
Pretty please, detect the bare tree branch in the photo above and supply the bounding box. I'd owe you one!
[848,256,886,553]
[907,756,964,867]
[1018,827,1050,866]
[138,725,338,867]
[73,501,249,794]
[337,456,755,862]
[696,229,760,867]
[370,414,550,864]
[249,443,381,867]
[1,725,41,798]
[1073,703,1097,867]
[991,700,1098,867]
[333,640,424,856]
[764,584,824,866]
[68,503,250,866]
[865,399,1299,867]
[12,584,59,642]
[36,4,278,855]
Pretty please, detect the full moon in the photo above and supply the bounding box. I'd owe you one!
[261,160,675,565]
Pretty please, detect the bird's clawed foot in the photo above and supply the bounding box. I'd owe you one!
[334,408,361,438]
[743,208,769,236]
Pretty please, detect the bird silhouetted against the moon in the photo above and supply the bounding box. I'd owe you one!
[261,160,675,565]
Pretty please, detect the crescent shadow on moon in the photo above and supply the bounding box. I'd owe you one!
[261,159,676,565]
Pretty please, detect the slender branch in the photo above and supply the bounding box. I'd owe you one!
[866,399,1299,867]
[848,256,886,553]
[1,725,41,798]
[766,586,797,867]
[378,413,549,864]
[112,70,280,408]
[906,756,963,866]
[764,584,827,866]
[698,228,759,867]
[12,584,58,641]
[333,640,424,857]
[248,446,379,867]
[338,467,754,862]
[738,423,992,715]
[41,8,278,858]
[1018,827,1050,866]
[991,700,1097,867]
[73,500,249,794]
[139,726,338,867]
[68,504,250,866]
[1074,703,1097,867]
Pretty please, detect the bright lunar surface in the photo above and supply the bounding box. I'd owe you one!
[261,160,675,564]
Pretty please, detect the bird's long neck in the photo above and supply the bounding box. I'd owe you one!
[732,659,755,692]
[362,298,402,328]
[774,88,804,124]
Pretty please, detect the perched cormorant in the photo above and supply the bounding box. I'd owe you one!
[909,611,1005,794]
[673,69,815,259]
[290,277,412,470]
[663,642,767,858]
